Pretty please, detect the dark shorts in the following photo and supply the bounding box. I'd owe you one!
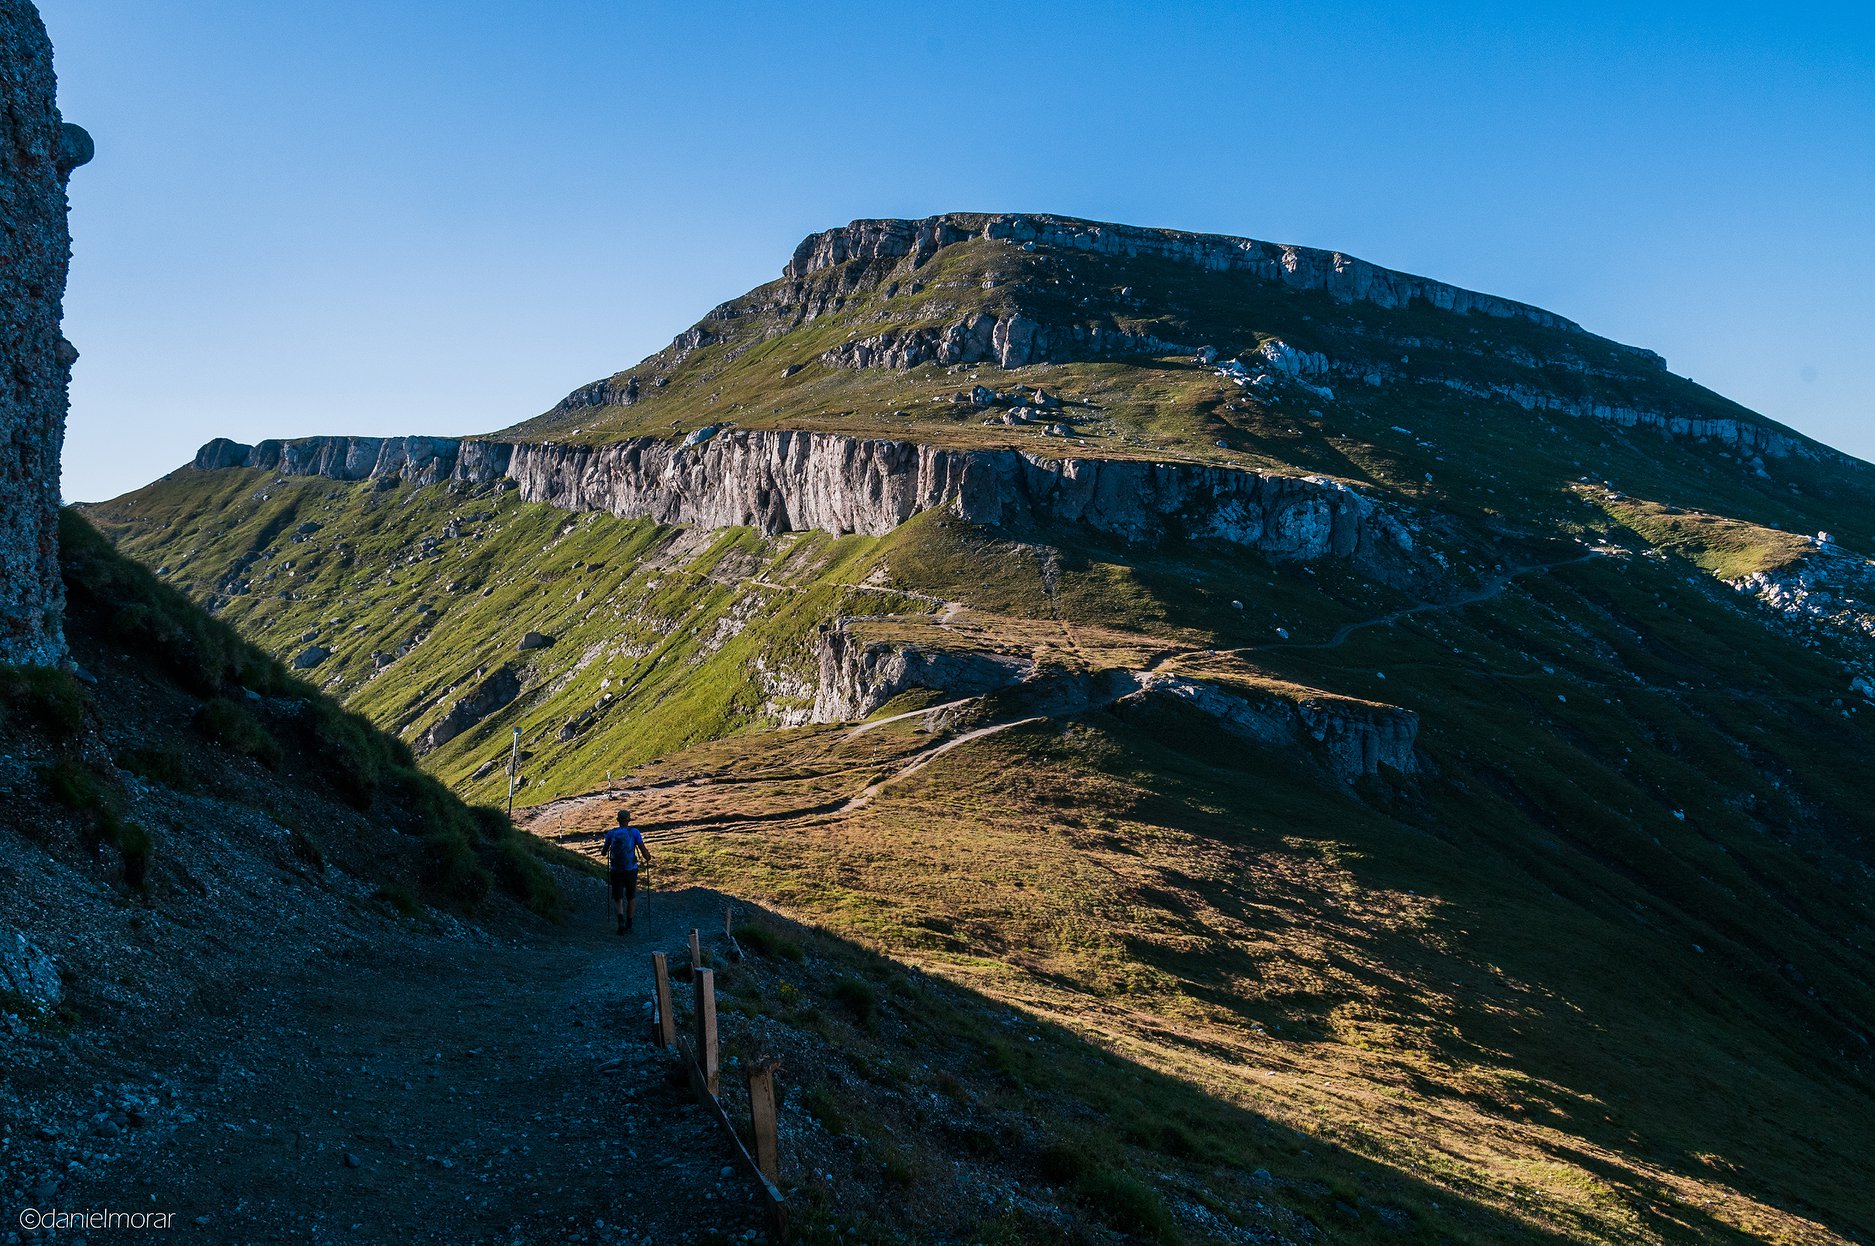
[609,868,639,902]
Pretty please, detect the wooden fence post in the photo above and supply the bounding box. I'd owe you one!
[693,967,719,1096]
[649,952,675,1049]
[689,927,702,972]
[748,1060,780,1185]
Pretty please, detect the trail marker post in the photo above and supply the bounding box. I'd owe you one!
[504,726,522,816]
[650,952,675,1049]
[693,967,719,1096]
[689,928,702,972]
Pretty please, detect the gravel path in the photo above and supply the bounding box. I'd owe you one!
[31,883,764,1246]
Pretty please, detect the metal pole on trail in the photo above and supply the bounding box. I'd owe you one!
[505,726,522,816]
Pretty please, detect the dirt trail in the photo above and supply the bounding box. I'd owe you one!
[1193,552,1601,665]
[52,881,764,1246]
[528,554,1606,846]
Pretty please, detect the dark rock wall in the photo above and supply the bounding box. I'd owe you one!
[0,0,79,665]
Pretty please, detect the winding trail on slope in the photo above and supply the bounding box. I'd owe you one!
[526,550,1607,844]
[1186,551,1603,667]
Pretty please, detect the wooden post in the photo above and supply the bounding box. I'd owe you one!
[689,928,702,971]
[649,952,675,1049]
[693,967,719,1095]
[724,905,735,937]
[748,1061,780,1184]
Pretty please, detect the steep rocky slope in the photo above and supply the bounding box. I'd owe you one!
[88,214,1875,1243]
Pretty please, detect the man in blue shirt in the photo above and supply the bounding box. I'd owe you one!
[602,810,653,936]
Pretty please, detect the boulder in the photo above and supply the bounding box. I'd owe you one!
[518,631,554,651]
[418,664,523,754]
[0,929,61,1012]
[292,646,331,669]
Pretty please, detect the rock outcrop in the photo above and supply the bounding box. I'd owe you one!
[810,621,1417,781]
[1131,672,1418,781]
[1732,549,1875,646]
[194,435,463,485]
[785,213,1655,354]
[189,430,1412,565]
[416,664,522,754]
[0,926,61,1012]
[0,1,88,666]
[812,625,1034,721]
[819,311,1194,371]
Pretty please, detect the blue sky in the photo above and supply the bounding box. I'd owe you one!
[41,0,1875,502]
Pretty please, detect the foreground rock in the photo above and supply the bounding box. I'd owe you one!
[0,1,88,666]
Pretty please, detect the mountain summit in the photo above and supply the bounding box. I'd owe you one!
[90,212,1875,1242]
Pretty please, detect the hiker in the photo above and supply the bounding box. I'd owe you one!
[602,809,652,935]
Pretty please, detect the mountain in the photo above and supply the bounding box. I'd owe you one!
[87,213,1875,1242]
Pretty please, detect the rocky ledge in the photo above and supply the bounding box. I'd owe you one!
[192,431,1413,564]
[786,213,1651,350]
[811,620,1417,782]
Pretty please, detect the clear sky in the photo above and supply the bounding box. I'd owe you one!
[40,0,1875,502]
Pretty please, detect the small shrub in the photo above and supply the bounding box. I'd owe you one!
[494,836,563,920]
[373,884,422,919]
[101,813,152,889]
[0,665,85,739]
[1077,1169,1176,1242]
[831,976,878,1025]
[0,987,41,1022]
[1038,1137,1096,1186]
[800,1085,847,1135]
[470,804,514,842]
[286,825,326,872]
[737,923,805,962]
[192,698,283,768]
[309,708,399,807]
[119,743,191,789]
[42,758,109,811]
[421,829,492,909]
[881,1146,917,1187]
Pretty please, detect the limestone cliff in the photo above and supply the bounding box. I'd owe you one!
[189,430,1412,565]
[811,618,1418,781]
[0,1,87,666]
[785,213,1641,344]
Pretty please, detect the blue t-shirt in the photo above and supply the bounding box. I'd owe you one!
[603,825,646,872]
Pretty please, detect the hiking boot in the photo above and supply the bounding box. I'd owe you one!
[615,918,626,936]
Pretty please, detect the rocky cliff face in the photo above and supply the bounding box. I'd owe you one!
[811,619,1418,781]
[189,430,1413,565]
[0,1,87,666]
[787,213,1646,347]
[195,435,465,485]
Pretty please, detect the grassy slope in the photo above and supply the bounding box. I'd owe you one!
[81,224,1875,1242]
[598,545,1875,1242]
[3,511,575,923]
[90,462,1875,1242]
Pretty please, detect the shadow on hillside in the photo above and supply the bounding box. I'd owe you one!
[634,884,1563,1244]
[632,874,1802,1246]
[1071,693,1875,1243]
